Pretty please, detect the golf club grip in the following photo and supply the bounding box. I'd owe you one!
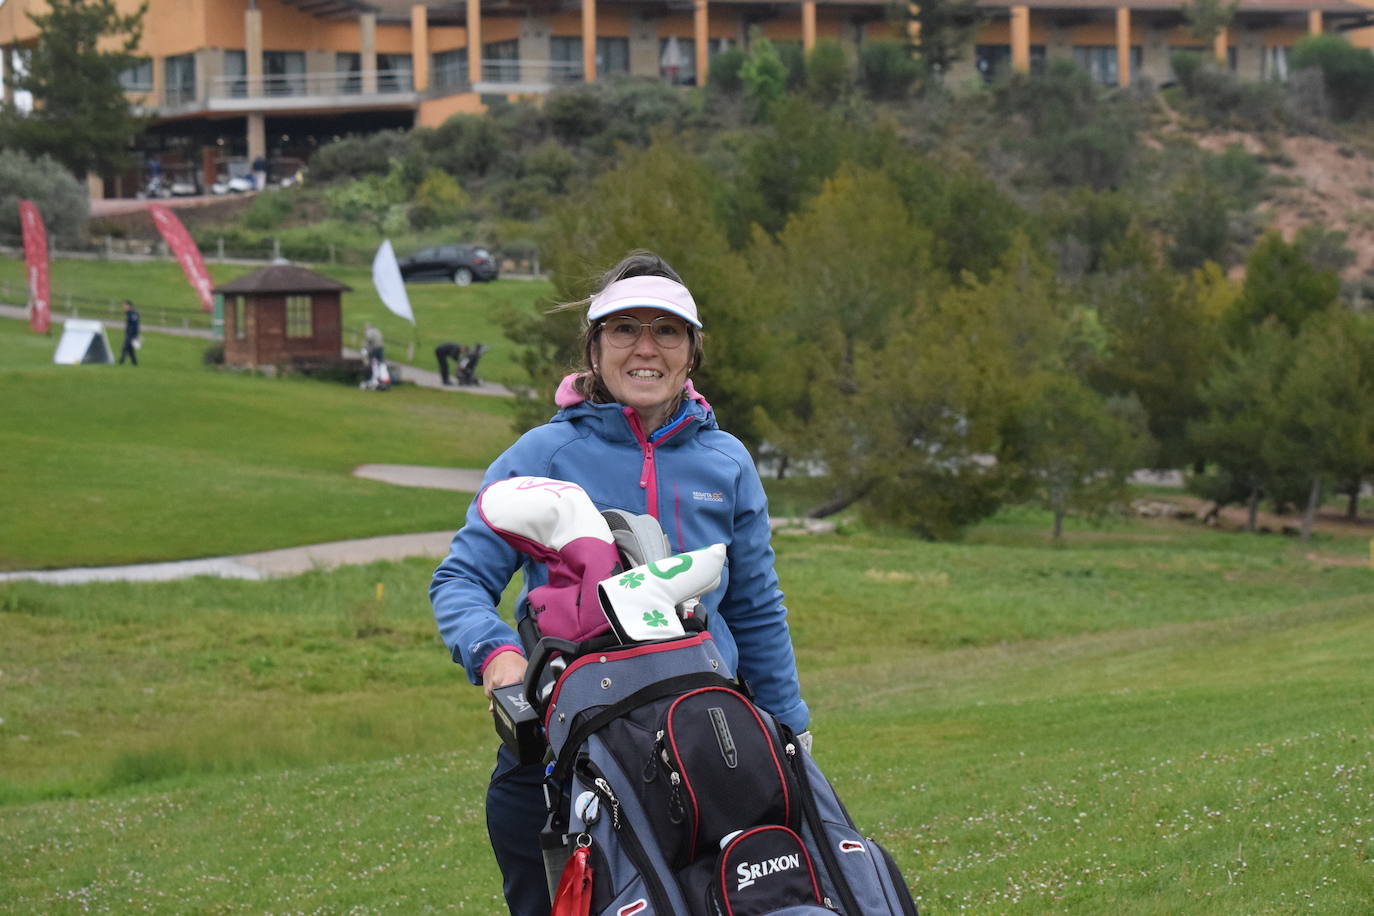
[523,635,581,718]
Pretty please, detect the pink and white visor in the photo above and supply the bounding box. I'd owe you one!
[587,275,702,328]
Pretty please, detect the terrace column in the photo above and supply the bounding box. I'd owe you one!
[803,1,816,52]
[1011,5,1030,74]
[695,0,709,87]
[1214,26,1227,66]
[1115,6,1130,87]
[245,5,263,97]
[247,113,266,163]
[2,46,12,106]
[584,0,598,83]
[467,0,482,85]
[1308,9,1323,34]
[361,12,378,93]
[411,4,429,91]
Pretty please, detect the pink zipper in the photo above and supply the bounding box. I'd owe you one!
[624,408,696,523]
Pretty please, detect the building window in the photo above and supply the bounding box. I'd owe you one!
[598,37,630,75]
[976,44,1045,82]
[432,48,468,90]
[551,37,584,83]
[164,53,196,105]
[119,58,153,91]
[378,53,413,92]
[484,40,519,83]
[264,51,306,96]
[222,50,247,98]
[1073,45,1143,86]
[337,52,361,93]
[1262,45,1290,82]
[233,297,246,340]
[285,296,312,338]
[659,37,695,85]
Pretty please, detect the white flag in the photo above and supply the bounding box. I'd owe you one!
[372,240,415,324]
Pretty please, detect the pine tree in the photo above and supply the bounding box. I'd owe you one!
[0,0,148,179]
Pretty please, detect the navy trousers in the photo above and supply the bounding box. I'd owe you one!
[487,745,552,916]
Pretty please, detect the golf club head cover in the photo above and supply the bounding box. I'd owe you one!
[597,543,726,643]
[477,476,619,643]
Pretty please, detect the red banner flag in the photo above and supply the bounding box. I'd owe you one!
[148,203,214,312]
[19,200,51,334]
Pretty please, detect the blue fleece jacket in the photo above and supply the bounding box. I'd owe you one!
[429,380,810,732]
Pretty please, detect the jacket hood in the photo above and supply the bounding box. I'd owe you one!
[552,373,716,439]
[554,372,712,412]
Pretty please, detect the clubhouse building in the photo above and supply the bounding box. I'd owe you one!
[2,0,1372,196]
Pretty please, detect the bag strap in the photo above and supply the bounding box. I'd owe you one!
[548,671,741,787]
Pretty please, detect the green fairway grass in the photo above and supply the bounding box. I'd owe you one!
[0,319,522,569]
[0,253,554,387]
[4,253,1373,913]
[1,519,1371,913]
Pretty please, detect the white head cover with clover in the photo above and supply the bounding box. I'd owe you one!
[596,543,726,643]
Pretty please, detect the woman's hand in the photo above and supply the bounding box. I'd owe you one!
[482,650,529,712]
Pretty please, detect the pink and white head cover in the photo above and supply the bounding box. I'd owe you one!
[477,476,619,643]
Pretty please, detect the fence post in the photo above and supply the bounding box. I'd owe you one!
[273,237,281,261]
[105,235,113,259]
[218,237,225,261]
[329,243,336,264]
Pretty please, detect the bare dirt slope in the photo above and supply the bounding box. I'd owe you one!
[1194,131,1374,281]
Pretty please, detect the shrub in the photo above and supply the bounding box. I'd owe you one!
[741,31,788,119]
[544,85,610,142]
[420,114,505,179]
[241,191,294,230]
[410,169,469,229]
[805,39,852,105]
[523,140,578,193]
[709,48,748,94]
[0,148,90,246]
[1292,34,1374,121]
[776,40,806,92]
[306,130,415,182]
[857,42,920,101]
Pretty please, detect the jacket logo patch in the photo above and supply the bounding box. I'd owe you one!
[692,490,724,502]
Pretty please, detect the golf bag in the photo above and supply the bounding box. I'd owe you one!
[479,477,918,916]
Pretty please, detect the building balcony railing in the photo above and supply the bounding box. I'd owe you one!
[473,59,586,93]
[206,69,415,103]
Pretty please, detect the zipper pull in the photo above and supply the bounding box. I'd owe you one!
[594,777,621,831]
[668,771,686,824]
[639,445,653,489]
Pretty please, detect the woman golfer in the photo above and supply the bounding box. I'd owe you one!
[430,250,810,915]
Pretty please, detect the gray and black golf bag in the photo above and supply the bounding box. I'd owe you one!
[479,476,918,916]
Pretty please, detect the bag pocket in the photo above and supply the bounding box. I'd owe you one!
[679,825,826,916]
[655,686,796,865]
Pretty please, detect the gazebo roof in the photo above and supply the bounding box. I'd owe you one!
[213,264,352,295]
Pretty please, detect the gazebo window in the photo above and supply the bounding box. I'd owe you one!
[286,295,313,338]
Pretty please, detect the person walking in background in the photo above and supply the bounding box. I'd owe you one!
[435,341,465,385]
[118,300,141,366]
[361,322,387,390]
[430,250,810,916]
[251,154,269,190]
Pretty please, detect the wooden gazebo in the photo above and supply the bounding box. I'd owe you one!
[215,264,351,370]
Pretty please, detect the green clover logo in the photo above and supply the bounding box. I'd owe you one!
[643,610,669,628]
[618,572,646,589]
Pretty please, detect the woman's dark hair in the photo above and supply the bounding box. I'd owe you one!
[566,249,705,402]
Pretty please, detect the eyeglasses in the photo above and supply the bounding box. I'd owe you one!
[598,314,690,350]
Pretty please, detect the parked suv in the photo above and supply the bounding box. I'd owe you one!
[396,244,499,286]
